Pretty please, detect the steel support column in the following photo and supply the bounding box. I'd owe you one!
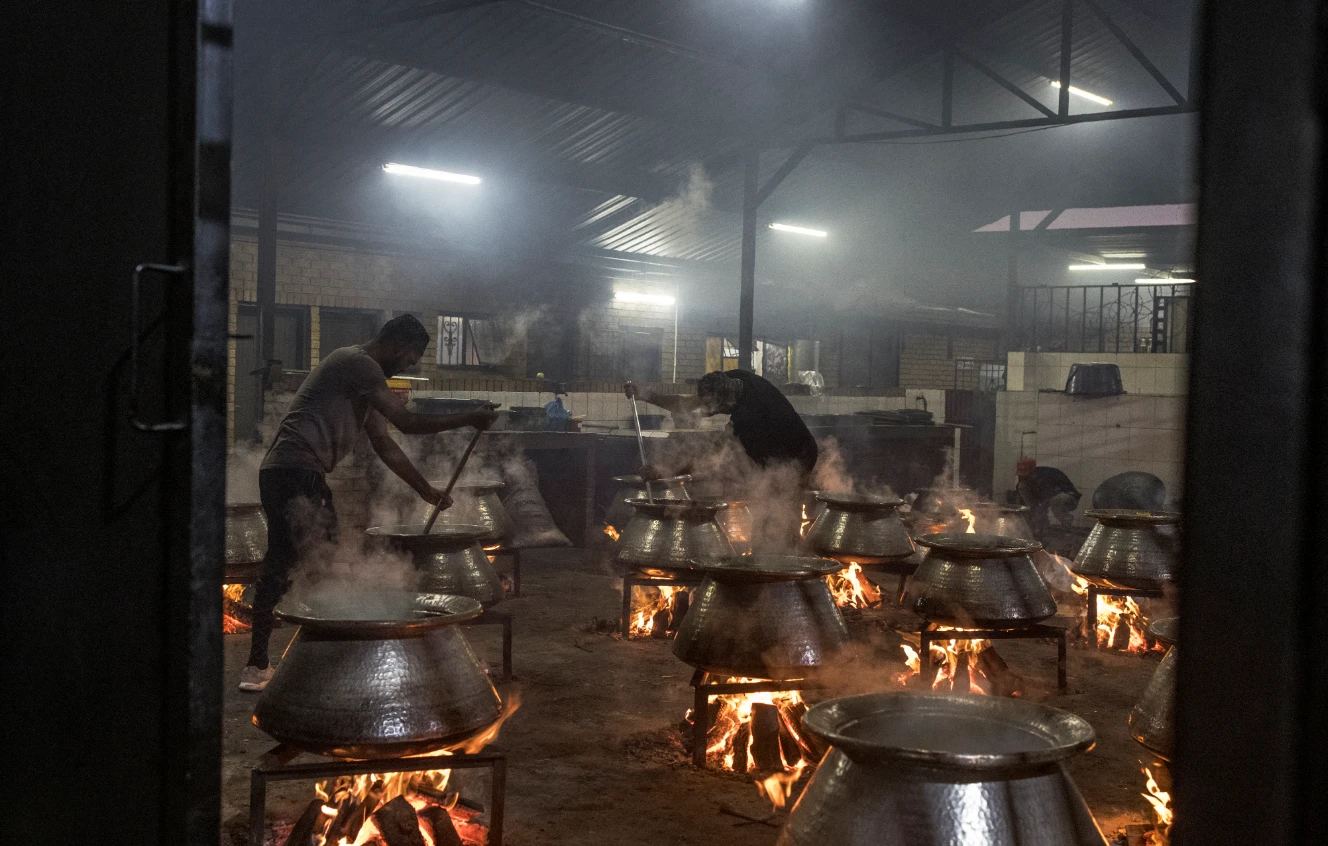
[737,149,759,371]
[254,53,281,425]
[1176,1,1328,844]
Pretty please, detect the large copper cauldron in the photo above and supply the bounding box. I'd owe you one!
[1129,617,1178,760]
[971,503,1036,541]
[604,474,692,532]
[225,503,267,582]
[904,534,1055,627]
[614,498,733,577]
[717,499,754,555]
[672,555,848,680]
[416,480,514,544]
[806,493,915,566]
[779,692,1106,846]
[253,589,503,758]
[365,524,505,606]
[1073,509,1181,589]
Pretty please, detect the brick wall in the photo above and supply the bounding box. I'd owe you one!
[898,331,998,390]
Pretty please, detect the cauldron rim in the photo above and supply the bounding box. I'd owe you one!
[274,590,483,634]
[814,492,905,509]
[915,532,1043,557]
[1084,508,1181,525]
[690,553,842,582]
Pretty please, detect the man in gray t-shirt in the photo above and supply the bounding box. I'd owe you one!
[240,314,496,691]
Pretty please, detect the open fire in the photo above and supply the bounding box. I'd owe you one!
[1046,554,1164,653]
[223,583,251,634]
[957,508,976,533]
[1142,764,1173,845]
[629,585,688,637]
[799,504,813,538]
[824,561,881,608]
[284,694,520,846]
[602,524,621,542]
[897,636,1017,695]
[689,681,813,809]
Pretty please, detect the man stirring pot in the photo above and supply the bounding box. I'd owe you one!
[239,315,497,692]
[625,369,818,548]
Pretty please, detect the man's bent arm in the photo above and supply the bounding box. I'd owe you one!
[366,384,494,435]
[366,411,437,500]
[625,382,702,414]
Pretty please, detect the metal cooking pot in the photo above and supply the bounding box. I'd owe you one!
[904,533,1055,627]
[253,589,503,758]
[806,493,915,565]
[1129,617,1178,760]
[672,555,849,680]
[365,524,505,607]
[604,474,692,532]
[416,480,514,544]
[225,503,267,581]
[716,499,754,555]
[779,692,1105,846]
[1073,509,1181,589]
[971,503,1036,541]
[614,497,734,577]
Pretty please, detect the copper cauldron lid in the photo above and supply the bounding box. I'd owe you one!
[802,691,1095,771]
[815,492,905,509]
[975,502,1030,514]
[1084,509,1181,525]
[626,496,727,516]
[275,589,483,635]
[915,532,1043,557]
[366,524,491,544]
[691,554,841,583]
[1149,617,1178,646]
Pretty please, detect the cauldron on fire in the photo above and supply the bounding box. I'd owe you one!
[806,493,915,564]
[252,589,504,758]
[604,474,692,532]
[415,480,514,544]
[778,691,1107,846]
[1129,617,1178,760]
[365,524,505,607]
[672,554,849,680]
[614,497,734,577]
[904,533,1056,627]
[1073,509,1181,589]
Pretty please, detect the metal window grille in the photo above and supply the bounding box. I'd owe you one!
[1013,283,1193,354]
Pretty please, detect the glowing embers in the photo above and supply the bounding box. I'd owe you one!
[823,561,881,609]
[602,523,621,542]
[1141,763,1173,845]
[223,583,252,634]
[898,622,1069,696]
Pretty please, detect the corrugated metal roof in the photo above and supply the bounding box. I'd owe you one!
[234,0,1196,268]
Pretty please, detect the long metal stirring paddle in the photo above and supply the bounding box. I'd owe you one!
[629,393,654,503]
[421,424,485,534]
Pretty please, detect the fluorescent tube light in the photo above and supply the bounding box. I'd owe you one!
[1068,263,1147,271]
[1050,81,1113,106]
[615,290,676,306]
[769,222,828,237]
[383,162,482,185]
[1135,278,1195,284]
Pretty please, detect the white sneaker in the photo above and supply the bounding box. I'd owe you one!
[238,665,275,692]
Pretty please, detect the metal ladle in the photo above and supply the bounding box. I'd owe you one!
[422,405,497,533]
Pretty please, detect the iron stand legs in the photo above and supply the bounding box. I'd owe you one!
[466,607,513,682]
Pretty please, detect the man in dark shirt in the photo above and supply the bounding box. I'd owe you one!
[1016,457,1081,535]
[627,370,818,478]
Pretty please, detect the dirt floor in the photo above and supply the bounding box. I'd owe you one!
[222,548,1170,845]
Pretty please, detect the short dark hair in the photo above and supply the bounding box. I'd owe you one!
[697,371,730,397]
[377,314,430,350]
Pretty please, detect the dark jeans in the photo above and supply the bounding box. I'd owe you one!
[247,467,338,669]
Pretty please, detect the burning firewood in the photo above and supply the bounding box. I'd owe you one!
[975,646,1023,697]
[749,703,785,772]
[282,799,324,846]
[419,805,464,846]
[669,590,690,630]
[373,795,427,846]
